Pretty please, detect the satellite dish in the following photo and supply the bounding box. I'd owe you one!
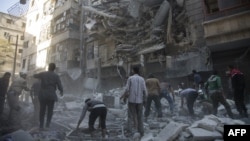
[20,0,26,5]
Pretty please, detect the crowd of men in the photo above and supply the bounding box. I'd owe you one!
[0,63,63,134]
[120,65,248,139]
[0,64,248,139]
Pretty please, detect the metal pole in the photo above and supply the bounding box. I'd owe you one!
[12,35,18,81]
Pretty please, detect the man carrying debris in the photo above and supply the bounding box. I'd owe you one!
[124,66,147,137]
[179,83,198,116]
[144,73,162,118]
[76,98,107,138]
[204,70,234,118]
[34,63,63,129]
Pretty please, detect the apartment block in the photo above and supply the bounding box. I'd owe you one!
[22,0,80,74]
[0,12,26,76]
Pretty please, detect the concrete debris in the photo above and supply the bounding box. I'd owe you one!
[82,0,191,66]
[187,128,222,141]
[0,129,34,141]
[154,121,189,141]
[1,87,249,141]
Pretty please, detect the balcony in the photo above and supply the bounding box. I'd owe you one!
[203,0,250,51]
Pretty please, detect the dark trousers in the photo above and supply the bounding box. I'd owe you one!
[144,95,162,117]
[160,91,174,113]
[39,99,55,128]
[128,102,144,136]
[186,92,198,115]
[234,88,247,115]
[210,91,233,118]
[89,107,107,130]
[0,97,5,115]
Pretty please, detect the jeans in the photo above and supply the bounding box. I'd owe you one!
[160,90,174,113]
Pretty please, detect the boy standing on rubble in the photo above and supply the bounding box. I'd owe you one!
[76,98,107,138]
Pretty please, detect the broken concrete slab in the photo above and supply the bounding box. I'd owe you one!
[154,121,189,141]
[0,129,34,141]
[187,127,222,141]
[189,115,232,133]
[197,118,218,131]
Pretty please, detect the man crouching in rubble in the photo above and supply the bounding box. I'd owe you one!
[76,98,107,138]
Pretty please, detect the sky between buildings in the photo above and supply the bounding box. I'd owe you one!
[0,0,20,13]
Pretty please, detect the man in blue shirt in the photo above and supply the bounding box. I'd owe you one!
[179,83,198,116]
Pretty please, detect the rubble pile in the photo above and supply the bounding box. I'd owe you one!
[0,87,249,141]
[83,0,190,62]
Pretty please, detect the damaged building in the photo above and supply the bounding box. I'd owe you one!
[20,0,250,98]
[81,0,210,91]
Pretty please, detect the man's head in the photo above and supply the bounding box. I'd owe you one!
[228,65,234,70]
[132,66,140,75]
[3,72,11,80]
[178,82,185,89]
[85,98,91,103]
[192,70,197,74]
[212,70,218,75]
[147,73,154,78]
[48,63,56,71]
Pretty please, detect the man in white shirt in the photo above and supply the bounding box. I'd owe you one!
[124,66,147,137]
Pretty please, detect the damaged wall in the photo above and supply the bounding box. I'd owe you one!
[81,0,210,90]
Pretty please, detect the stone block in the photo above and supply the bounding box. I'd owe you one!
[187,127,222,141]
[197,118,218,131]
[0,130,34,141]
[154,121,189,141]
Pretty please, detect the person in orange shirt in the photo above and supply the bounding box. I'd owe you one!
[144,73,162,118]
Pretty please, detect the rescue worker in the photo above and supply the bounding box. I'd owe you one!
[76,98,107,138]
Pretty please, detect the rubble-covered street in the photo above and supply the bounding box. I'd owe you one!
[1,87,249,141]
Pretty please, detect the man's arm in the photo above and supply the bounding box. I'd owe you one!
[76,104,88,129]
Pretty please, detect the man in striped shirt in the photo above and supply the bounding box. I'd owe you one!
[124,66,147,137]
[76,98,107,137]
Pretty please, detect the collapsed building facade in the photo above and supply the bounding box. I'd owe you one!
[20,0,250,99]
[82,0,211,91]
